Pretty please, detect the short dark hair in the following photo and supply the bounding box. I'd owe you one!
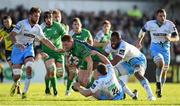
[44,11,52,20]
[111,31,121,39]
[103,20,111,25]
[156,9,166,15]
[3,15,11,21]
[97,64,107,75]
[29,7,41,15]
[62,35,73,42]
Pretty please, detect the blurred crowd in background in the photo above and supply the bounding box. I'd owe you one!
[0,5,180,62]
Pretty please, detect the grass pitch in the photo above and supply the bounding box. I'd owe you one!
[0,82,180,106]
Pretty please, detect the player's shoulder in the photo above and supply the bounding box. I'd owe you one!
[119,40,127,49]
[82,28,90,33]
[146,20,156,25]
[40,22,46,30]
[18,19,28,25]
[34,24,42,29]
[165,20,175,26]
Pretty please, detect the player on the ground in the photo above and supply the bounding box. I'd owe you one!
[0,15,21,94]
[73,63,124,100]
[9,7,62,99]
[105,32,156,100]
[136,9,179,98]
[41,11,66,96]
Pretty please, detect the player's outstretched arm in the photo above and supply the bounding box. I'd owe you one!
[74,82,92,97]
[165,32,179,42]
[135,29,146,49]
[91,50,110,65]
[40,38,59,52]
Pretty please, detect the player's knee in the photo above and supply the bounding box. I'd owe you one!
[134,65,145,75]
[134,70,145,81]
[56,67,64,78]
[13,69,22,76]
[153,54,164,67]
[163,65,169,72]
[25,61,34,71]
[47,64,56,72]
[13,69,22,80]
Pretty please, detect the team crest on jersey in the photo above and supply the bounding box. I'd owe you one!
[119,49,125,55]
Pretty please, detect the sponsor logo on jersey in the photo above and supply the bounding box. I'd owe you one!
[153,33,167,36]
[24,33,35,38]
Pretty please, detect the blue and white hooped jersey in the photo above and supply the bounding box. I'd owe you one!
[143,20,177,43]
[105,40,143,62]
[90,64,122,100]
[13,19,45,45]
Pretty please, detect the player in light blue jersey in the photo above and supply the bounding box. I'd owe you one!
[105,32,156,100]
[73,57,124,100]
[136,9,179,98]
[10,7,63,99]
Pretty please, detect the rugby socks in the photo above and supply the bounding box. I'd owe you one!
[140,78,154,98]
[50,77,58,94]
[155,68,162,83]
[161,72,166,88]
[23,76,31,93]
[45,76,51,91]
[119,80,135,98]
[66,78,73,91]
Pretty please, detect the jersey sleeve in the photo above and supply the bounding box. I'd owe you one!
[169,21,177,35]
[90,80,102,93]
[12,21,23,34]
[142,21,151,32]
[105,43,112,54]
[0,29,4,38]
[87,30,93,41]
[117,45,126,58]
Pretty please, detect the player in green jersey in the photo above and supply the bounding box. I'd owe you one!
[62,35,109,89]
[70,17,93,45]
[93,20,113,60]
[41,11,66,96]
[66,17,93,95]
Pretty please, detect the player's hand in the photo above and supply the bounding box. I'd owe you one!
[82,72,90,86]
[165,35,171,41]
[135,41,142,50]
[91,50,97,55]
[40,52,49,59]
[15,43,26,51]
[73,82,80,90]
[55,49,65,53]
